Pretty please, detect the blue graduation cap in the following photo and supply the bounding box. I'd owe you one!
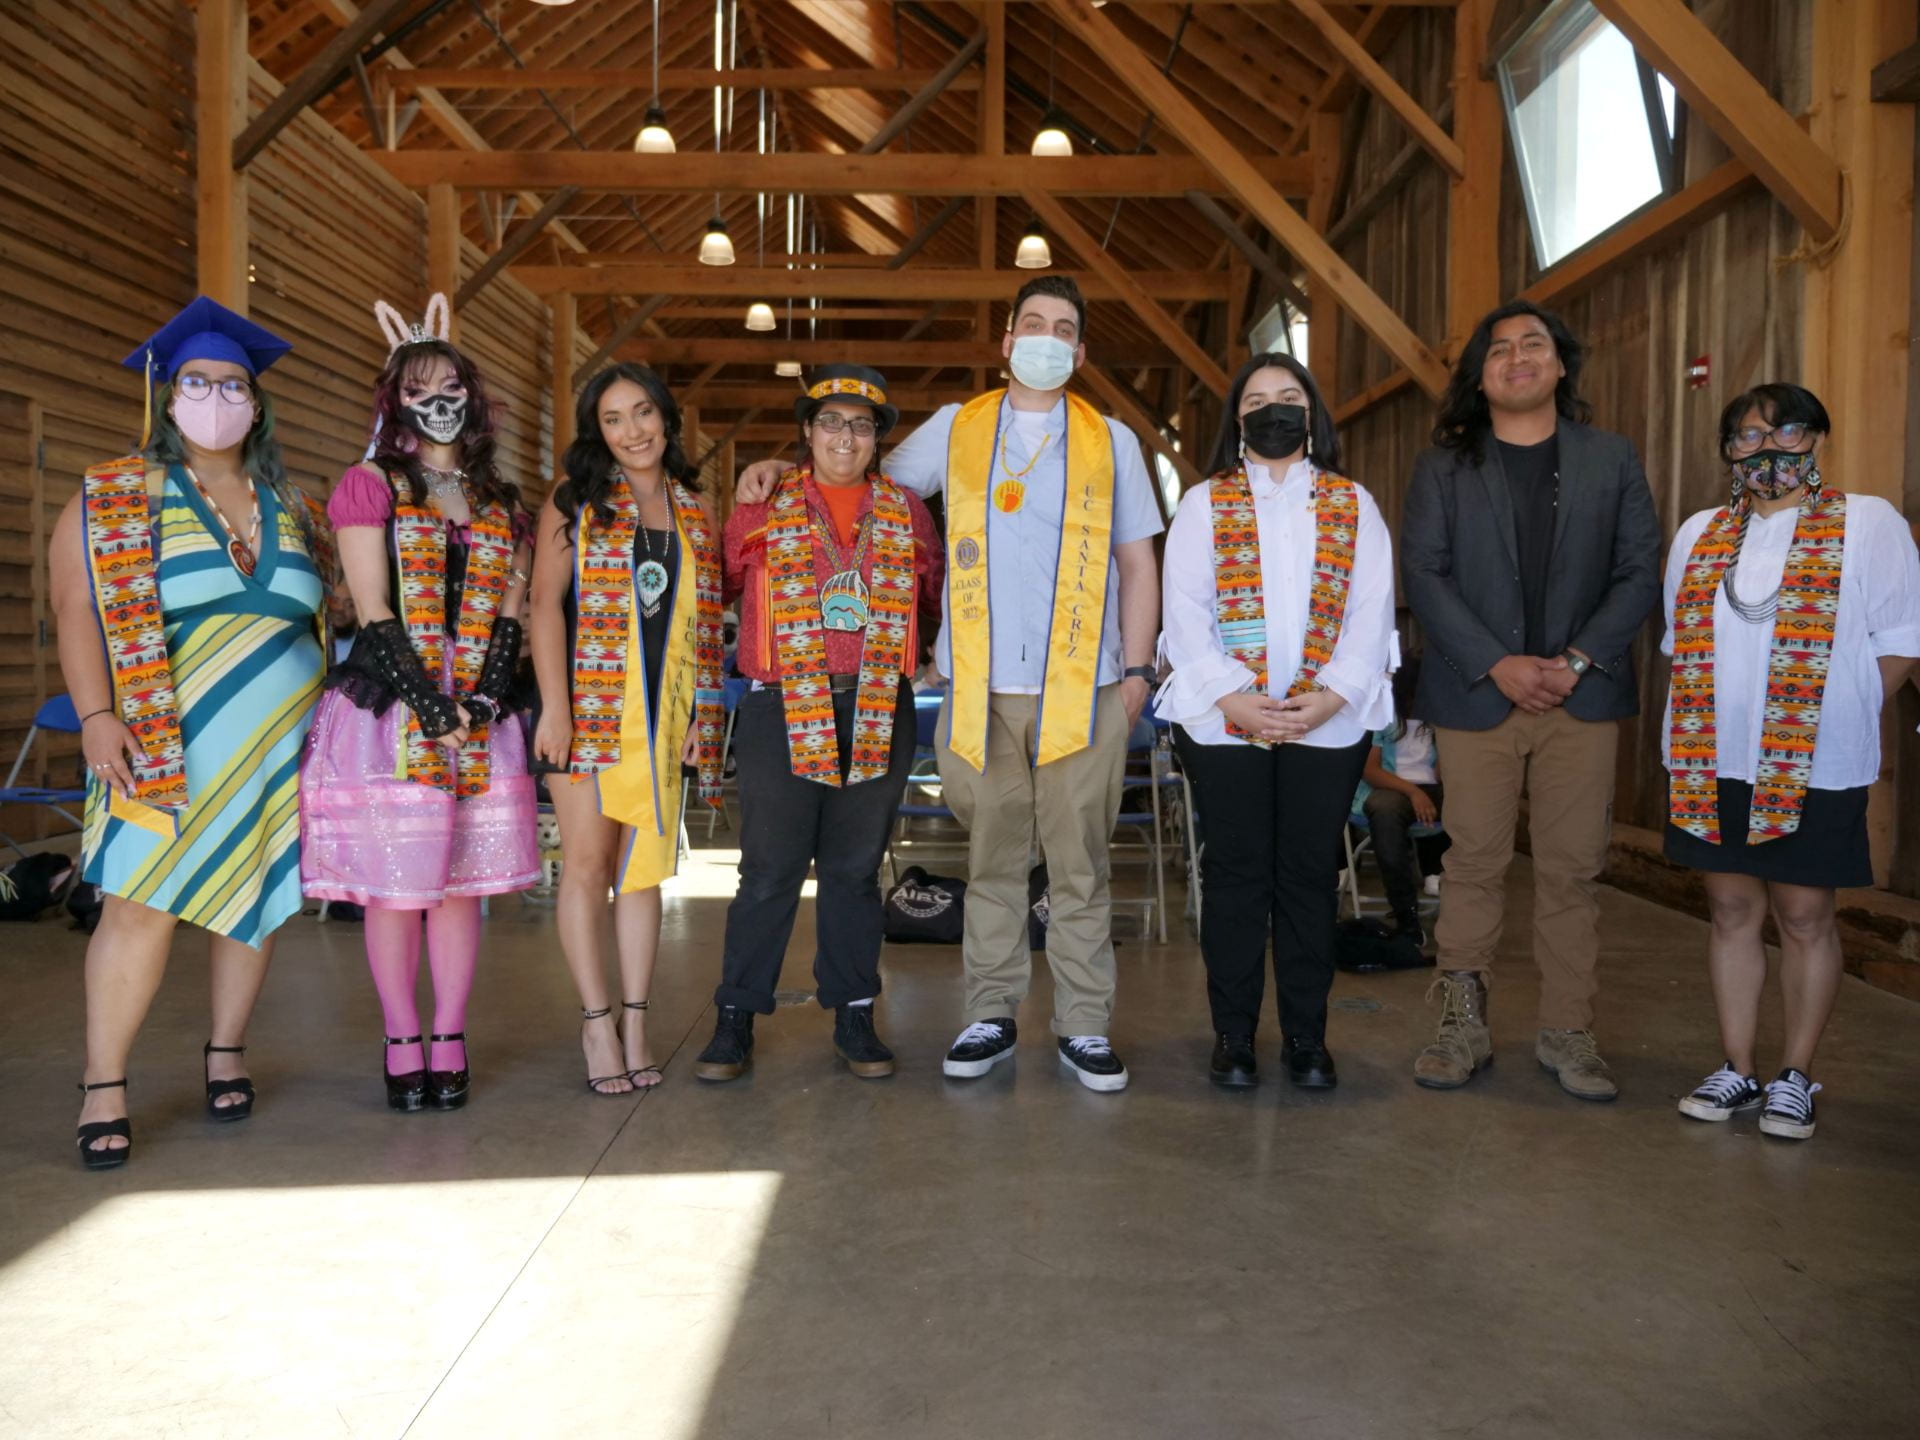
[121,296,293,381]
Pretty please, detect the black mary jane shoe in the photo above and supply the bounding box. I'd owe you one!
[1209,1033,1259,1090]
[76,1078,132,1170]
[384,1034,429,1113]
[1283,1036,1339,1090]
[203,1041,255,1122]
[428,1031,471,1112]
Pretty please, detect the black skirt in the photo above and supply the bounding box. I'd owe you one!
[1663,778,1871,889]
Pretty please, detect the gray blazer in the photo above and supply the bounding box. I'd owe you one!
[1400,418,1662,731]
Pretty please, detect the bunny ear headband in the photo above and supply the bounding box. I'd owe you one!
[372,293,452,355]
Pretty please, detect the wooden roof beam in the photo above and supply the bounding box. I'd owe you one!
[614,338,1182,367]
[859,31,986,154]
[1078,364,1203,499]
[1591,0,1842,239]
[515,265,1231,301]
[1048,0,1448,397]
[1026,191,1229,397]
[1275,0,1464,178]
[234,0,414,169]
[1184,192,1312,320]
[370,151,1315,197]
[381,66,987,93]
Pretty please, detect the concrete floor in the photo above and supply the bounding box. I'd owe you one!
[1,844,1917,1440]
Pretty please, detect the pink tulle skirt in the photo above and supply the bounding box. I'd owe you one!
[300,691,540,909]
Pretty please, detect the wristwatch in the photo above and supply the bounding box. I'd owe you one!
[1561,649,1592,677]
[1123,665,1157,683]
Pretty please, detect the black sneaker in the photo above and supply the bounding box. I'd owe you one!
[1677,1062,1763,1122]
[694,1005,754,1082]
[942,1019,1017,1078]
[1759,1068,1822,1140]
[833,1005,895,1079]
[1209,1033,1258,1090]
[1058,1035,1129,1092]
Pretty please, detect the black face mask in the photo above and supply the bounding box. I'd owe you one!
[1240,402,1309,462]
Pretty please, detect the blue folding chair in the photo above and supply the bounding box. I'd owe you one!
[1111,714,1171,943]
[1342,808,1446,921]
[0,695,87,858]
[703,674,755,839]
[885,690,957,883]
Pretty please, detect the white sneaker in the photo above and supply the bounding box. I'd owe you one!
[1423,873,1442,898]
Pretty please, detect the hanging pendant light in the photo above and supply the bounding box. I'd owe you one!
[699,215,735,266]
[775,359,803,378]
[634,0,673,152]
[1014,219,1052,269]
[745,302,776,331]
[1031,22,1073,157]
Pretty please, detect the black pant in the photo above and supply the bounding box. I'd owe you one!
[1361,782,1448,919]
[715,681,916,1014]
[1175,728,1370,1041]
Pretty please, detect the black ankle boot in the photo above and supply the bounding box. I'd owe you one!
[694,1006,755,1082]
[832,1004,895,1078]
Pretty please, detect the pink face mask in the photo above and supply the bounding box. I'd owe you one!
[172,390,256,453]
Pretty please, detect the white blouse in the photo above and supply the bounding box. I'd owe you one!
[1659,493,1920,790]
[1156,459,1396,749]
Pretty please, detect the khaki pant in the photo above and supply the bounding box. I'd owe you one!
[936,686,1129,1037]
[1432,709,1618,1030]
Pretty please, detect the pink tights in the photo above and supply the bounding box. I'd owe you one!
[368,898,482,1073]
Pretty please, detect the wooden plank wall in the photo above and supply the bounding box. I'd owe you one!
[1334,3,1843,865]
[0,0,557,836]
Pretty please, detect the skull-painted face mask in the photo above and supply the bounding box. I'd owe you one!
[404,391,469,445]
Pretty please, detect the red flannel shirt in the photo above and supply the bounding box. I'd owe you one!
[723,474,944,683]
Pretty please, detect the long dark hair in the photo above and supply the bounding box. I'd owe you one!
[146,380,288,492]
[1431,300,1590,465]
[1389,654,1421,741]
[370,340,519,514]
[555,364,698,540]
[1205,351,1343,476]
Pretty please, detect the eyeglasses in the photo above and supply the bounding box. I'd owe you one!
[176,374,255,405]
[1729,421,1811,455]
[812,413,877,438]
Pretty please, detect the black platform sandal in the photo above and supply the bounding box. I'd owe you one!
[582,1007,632,1096]
[76,1078,131,1170]
[622,1000,664,1087]
[384,1034,428,1113]
[428,1031,470,1111]
[203,1041,255,1122]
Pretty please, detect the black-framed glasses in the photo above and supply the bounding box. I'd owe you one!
[176,374,255,405]
[1730,421,1810,455]
[813,413,876,438]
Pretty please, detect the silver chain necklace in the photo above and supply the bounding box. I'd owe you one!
[1722,510,1785,624]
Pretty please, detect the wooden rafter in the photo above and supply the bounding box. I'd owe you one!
[616,338,1181,368]
[513,265,1232,301]
[381,66,988,93]
[235,0,415,169]
[1276,0,1463,178]
[369,151,1316,197]
[1079,364,1202,497]
[1048,0,1448,398]
[1591,0,1842,240]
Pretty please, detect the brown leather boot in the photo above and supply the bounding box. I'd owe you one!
[1413,971,1492,1089]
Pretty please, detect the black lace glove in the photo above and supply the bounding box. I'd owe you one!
[461,617,523,728]
[359,618,460,738]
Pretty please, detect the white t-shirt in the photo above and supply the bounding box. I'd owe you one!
[1659,493,1920,789]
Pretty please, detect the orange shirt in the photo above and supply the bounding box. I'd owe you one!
[814,477,865,549]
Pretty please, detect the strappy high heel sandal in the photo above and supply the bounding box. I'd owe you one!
[384,1034,428,1113]
[203,1041,255,1122]
[622,1000,664,1088]
[582,1007,632,1096]
[428,1031,470,1112]
[76,1078,131,1170]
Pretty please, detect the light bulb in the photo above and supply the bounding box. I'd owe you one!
[1014,220,1052,270]
[698,217,736,266]
[1031,109,1074,158]
[745,302,776,332]
[634,104,674,154]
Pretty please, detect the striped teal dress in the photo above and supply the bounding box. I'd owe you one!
[82,465,325,947]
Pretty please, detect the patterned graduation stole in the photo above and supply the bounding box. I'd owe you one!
[80,457,188,816]
[568,475,641,774]
[676,482,727,804]
[766,468,916,786]
[1206,466,1360,746]
[391,476,514,797]
[1668,488,1847,844]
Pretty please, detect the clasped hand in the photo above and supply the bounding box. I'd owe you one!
[1217,687,1344,743]
[1491,654,1577,715]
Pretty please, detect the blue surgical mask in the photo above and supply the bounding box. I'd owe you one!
[1007,334,1076,392]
